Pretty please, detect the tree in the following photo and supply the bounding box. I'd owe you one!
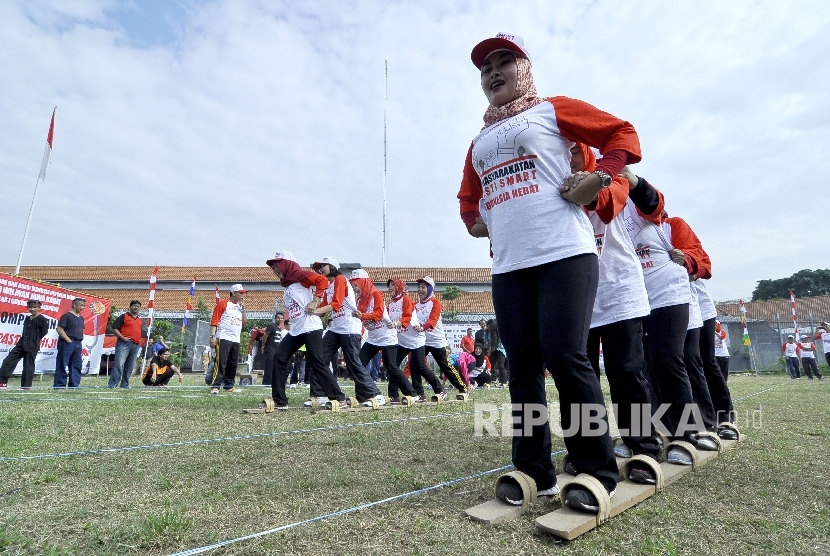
[441,285,463,322]
[107,305,121,331]
[194,294,211,323]
[151,320,174,342]
[752,268,830,300]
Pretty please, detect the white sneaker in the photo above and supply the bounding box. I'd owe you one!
[538,485,561,498]
[303,396,329,407]
[289,384,297,389]
[375,394,386,406]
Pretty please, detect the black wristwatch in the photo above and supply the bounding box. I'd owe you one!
[593,170,612,188]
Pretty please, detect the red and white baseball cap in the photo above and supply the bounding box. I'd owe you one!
[417,276,435,288]
[266,250,297,266]
[471,33,531,69]
[230,284,248,293]
[312,257,340,270]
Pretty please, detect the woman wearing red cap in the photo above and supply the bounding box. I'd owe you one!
[386,278,446,401]
[266,251,346,409]
[457,33,642,512]
[349,269,419,402]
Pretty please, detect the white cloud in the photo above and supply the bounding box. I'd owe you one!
[1,0,828,300]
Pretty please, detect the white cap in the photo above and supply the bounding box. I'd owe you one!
[230,284,248,293]
[788,334,794,338]
[266,250,297,266]
[471,33,531,69]
[350,268,370,279]
[312,257,340,270]
[417,276,435,288]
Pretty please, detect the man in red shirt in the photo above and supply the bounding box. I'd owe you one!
[110,300,144,388]
[461,328,475,354]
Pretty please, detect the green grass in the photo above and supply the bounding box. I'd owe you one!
[0,373,828,555]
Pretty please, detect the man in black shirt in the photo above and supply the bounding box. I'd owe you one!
[54,298,86,388]
[261,312,284,385]
[0,299,50,390]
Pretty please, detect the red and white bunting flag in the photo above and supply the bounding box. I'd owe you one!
[148,266,158,320]
[38,108,56,181]
[215,285,220,303]
[789,289,798,339]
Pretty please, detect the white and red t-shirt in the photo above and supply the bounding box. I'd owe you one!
[415,296,448,348]
[692,280,718,322]
[387,296,425,350]
[798,341,816,359]
[588,208,650,328]
[211,299,243,343]
[283,282,323,336]
[322,275,362,335]
[815,332,830,354]
[782,342,799,358]
[362,293,398,347]
[623,202,690,311]
[714,330,729,357]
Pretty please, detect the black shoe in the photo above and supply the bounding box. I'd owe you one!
[564,486,616,514]
[718,427,738,440]
[564,461,578,475]
[496,478,523,506]
[627,463,656,485]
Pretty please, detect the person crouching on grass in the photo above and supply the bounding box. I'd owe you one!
[457,32,642,513]
[142,347,182,386]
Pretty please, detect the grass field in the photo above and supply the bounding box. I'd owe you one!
[0,371,828,555]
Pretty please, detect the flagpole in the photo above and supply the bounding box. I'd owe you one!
[15,107,57,275]
[382,59,388,268]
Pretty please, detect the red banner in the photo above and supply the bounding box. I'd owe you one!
[0,272,112,375]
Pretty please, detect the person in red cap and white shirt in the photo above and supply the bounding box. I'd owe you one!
[311,257,385,407]
[349,269,419,403]
[411,276,468,395]
[457,32,639,512]
[798,334,823,380]
[266,250,346,409]
[208,283,248,393]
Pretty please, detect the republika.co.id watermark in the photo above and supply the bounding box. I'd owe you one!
[473,403,763,437]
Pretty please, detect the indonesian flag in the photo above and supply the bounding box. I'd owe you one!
[38,108,56,181]
[182,276,195,334]
[739,299,751,346]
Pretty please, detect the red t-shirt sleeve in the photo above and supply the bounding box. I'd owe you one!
[362,291,385,322]
[590,176,630,224]
[400,297,414,328]
[422,297,442,331]
[210,300,227,326]
[549,96,642,163]
[457,144,483,233]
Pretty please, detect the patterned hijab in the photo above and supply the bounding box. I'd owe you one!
[483,55,543,128]
[388,279,408,301]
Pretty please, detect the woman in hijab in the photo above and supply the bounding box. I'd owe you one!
[457,33,641,513]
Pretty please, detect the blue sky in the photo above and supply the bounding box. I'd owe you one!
[1,0,829,301]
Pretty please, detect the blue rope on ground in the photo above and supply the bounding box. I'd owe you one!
[0,411,474,463]
[168,447,569,556]
[0,394,207,403]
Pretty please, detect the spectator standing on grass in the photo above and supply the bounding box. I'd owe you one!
[798,335,823,380]
[714,320,730,381]
[109,300,143,389]
[208,284,248,394]
[461,328,475,354]
[474,318,489,349]
[54,298,86,388]
[0,299,50,390]
[142,347,183,386]
[261,312,284,385]
[782,335,801,379]
[813,322,830,370]
[485,319,508,386]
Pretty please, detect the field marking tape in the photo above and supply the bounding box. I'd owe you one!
[0,410,474,463]
[168,381,788,555]
[0,395,208,403]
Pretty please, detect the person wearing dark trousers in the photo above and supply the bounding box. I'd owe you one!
[0,299,50,390]
[311,257,383,407]
[208,284,248,393]
[714,320,730,381]
[699,315,735,425]
[782,336,801,379]
[413,276,467,395]
[109,300,143,389]
[622,173,715,462]
[54,298,86,389]
[573,142,660,482]
[798,335,823,380]
[458,33,642,512]
[474,319,489,351]
[485,319,508,385]
[683,323,718,432]
[141,348,182,386]
[386,279,446,401]
[349,269,417,403]
[814,323,830,369]
[266,250,345,409]
[261,312,284,385]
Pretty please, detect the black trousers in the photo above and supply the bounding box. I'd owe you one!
[801,357,823,379]
[472,370,492,387]
[321,332,379,402]
[262,350,277,385]
[142,367,176,386]
[716,356,730,381]
[683,327,717,432]
[489,350,508,384]
[359,343,416,398]
[273,330,343,406]
[642,303,698,441]
[414,345,467,393]
[209,339,239,389]
[699,318,734,423]
[388,345,444,398]
[493,253,618,492]
[587,318,660,460]
[0,344,37,388]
